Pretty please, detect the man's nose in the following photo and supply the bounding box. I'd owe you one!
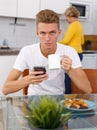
[45,34,50,40]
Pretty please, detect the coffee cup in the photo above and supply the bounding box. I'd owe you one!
[48,54,61,69]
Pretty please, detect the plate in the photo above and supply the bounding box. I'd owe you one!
[60,99,96,111]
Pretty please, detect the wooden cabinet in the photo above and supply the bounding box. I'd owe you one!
[0,0,17,17]
[82,53,97,69]
[0,55,22,96]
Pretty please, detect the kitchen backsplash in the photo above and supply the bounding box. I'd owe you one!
[0,17,38,48]
[0,16,97,48]
[84,35,97,50]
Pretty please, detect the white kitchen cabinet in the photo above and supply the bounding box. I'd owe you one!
[0,55,22,96]
[70,0,92,2]
[82,53,97,69]
[0,0,17,17]
[0,0,70,19]
[17,0,40,19]
[41,0,70,14]
[18,0,70,19]
[0,0,40,19]
[92,0,97,19]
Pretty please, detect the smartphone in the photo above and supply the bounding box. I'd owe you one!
[33,66,46,76]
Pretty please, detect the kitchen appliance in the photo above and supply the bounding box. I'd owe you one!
[0,39,10,49]
[70,0,91,19]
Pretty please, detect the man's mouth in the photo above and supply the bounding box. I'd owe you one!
[45,43,52,46]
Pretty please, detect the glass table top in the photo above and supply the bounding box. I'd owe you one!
[1,94,97,130]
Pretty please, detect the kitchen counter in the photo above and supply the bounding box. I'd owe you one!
[83,50,97,54]
[0,48,20,55]
[0,48,97,55]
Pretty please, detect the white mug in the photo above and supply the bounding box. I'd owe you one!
[48,54,61,69]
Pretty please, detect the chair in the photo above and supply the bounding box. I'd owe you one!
[23,69,97,95]
[22,69,29,95]
[71,69,97,94]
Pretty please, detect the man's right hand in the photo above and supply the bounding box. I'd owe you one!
[28,69,48,85]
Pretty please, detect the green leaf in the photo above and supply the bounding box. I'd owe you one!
[26,96,71,129]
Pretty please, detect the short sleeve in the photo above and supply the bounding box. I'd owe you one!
[13,47,28,71]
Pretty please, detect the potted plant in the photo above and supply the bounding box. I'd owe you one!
[26,96,71,130]
[85,40,92,50]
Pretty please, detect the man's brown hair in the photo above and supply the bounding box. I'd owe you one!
[36,9,60,28]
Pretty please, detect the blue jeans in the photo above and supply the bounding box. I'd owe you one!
[64,53,83,94]
[78,53,83,61]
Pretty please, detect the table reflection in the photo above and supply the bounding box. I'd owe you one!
[1,94,97,130]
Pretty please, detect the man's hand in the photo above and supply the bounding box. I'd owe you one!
[28,69,48,85]
[61,55,72,73]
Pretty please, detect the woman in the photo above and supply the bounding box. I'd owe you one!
[60,7,84,94]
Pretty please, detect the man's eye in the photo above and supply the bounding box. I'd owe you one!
[40,32,45,35]
[50,32,56,35]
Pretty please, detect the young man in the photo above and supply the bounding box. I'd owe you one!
[2,9,92,95]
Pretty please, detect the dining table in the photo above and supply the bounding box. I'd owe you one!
[0,94,97,130]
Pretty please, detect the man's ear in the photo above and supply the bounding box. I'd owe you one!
[59,29,62,34]
[36,31,38,36]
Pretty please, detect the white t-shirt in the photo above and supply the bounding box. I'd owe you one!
[14,43,82,95]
